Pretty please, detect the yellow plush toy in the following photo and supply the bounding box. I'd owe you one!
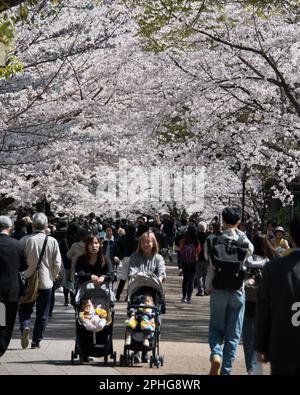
[125,315,138,330]
[95,305,107,319]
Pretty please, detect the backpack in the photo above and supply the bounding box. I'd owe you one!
[181,243,197,266]
[208,233,249,291]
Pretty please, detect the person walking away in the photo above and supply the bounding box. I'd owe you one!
[242,233,279,375]
[102,227,115,271]
[196,222,208,296]
[205,207,253,375]
[59,222,80,306]
[179,226,200,303]
[175,219,188,276]
[18,213,62,349]
[114,225,138,301]
[0,216,27,357]
[255,215,300,375]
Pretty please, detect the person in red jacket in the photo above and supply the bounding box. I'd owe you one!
[179,226,200,303]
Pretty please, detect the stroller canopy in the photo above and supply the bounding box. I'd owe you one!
[75,281,111,311]
[127,271,165,305]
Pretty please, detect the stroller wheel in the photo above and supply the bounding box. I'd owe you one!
[104,355,108,365]
[130,353,135,367]
[111,351,117,366]
[124,353,131,367]
[160,356,164,367]
[149,356,154,368]
[119,354,124,367]
[71,351,76,363]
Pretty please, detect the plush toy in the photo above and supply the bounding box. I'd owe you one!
[125,314,138,330]
[140,315,155,332]
[95,305,107,319]
[79,300,110,332]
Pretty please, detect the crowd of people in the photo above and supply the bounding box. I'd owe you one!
[0,208,299,375]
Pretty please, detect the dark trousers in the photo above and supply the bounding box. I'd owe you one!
[116,279,126,300]
[0,301,19,357]
[48,286,55,316]
[182,265,196,300]
[195,261,208,293]
[18,288,52,344]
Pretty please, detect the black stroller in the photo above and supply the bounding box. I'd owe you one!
[71,281,117,365]
[119,271,165,368]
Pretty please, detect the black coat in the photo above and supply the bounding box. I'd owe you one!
[75,254,114,285]
[255,250,300,369]
[113,235,138,260]
[0,234,27,302]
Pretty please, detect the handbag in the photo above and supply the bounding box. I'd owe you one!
[19,235,48,304]
[244,268,263,303]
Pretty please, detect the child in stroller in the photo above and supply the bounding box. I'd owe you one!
[120,271,165,368]
[79,298,112,332]
[125,293,156,347]
[71,281,117,365]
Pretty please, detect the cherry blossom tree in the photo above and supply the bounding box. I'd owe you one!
[1,0,299,223]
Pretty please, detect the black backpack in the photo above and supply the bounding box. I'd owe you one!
[207,233,249,291]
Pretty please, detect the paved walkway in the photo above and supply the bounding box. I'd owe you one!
[0,255,270,375]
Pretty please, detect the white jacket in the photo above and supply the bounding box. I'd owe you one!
[21,231,62,289]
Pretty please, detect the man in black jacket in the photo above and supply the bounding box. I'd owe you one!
[0,216,27,357]
[255,214,300,375]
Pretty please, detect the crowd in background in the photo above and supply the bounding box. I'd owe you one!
[0,208,299,375]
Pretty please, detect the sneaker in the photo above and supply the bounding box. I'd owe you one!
[179,270,183,276]
[31,342,41,349]
[196,291,205,296]
[143,338,149,347]
[125,335,132,346]
[64,302,69,306]
[181,298,187,303]
[21,327,30,349]
[187,299,192,304]
[209,355,221,375]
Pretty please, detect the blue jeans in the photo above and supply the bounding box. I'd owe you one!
[18,288,52,344]
[209,290,245,375]
[242,315,258,372]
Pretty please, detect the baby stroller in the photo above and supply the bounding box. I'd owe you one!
[119,271,165,368]
[71,281,117,365]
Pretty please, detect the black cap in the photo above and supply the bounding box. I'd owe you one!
[222,207,241,225]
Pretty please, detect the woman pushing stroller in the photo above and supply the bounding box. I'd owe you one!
[124,230,166,365]
[71,235,116,364]
[128,230,166,283]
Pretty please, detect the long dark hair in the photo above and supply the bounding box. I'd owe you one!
[252,232,279,260]
[85,235,105,268]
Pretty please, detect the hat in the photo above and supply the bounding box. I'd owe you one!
[222,207,241,225]
[275,226,285,234]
